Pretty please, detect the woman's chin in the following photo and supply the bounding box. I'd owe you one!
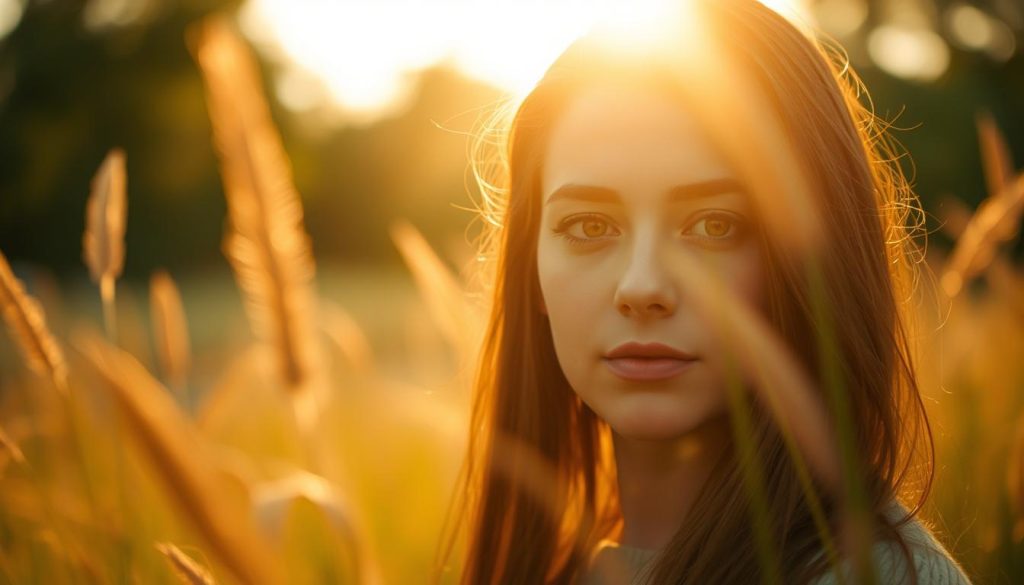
[602,397,724,442]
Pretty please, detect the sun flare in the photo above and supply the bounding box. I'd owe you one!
[241,0,811,124]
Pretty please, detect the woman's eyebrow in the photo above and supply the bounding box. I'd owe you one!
[544,178,745,205]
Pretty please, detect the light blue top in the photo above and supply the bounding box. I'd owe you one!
[582,502,972,584]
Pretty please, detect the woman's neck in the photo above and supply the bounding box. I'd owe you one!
[612,416,731,550]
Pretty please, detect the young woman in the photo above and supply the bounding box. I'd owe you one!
[440,0,972,582]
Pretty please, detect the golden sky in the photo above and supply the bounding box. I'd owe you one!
[238,0,813,124]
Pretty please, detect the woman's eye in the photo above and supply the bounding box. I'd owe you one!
[580,218,610,238]
[553,212,746,247]
[695,217,734,237]
[684,212,747,244]
[553,214,619,245]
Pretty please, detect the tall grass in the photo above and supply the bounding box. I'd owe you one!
[0,16,1021,585]
[82,148,127,341]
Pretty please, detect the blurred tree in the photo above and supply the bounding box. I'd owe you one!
[0,0,1020,284]
[810,0,1024,252]
[0,0,501,282]
[0,0,241,281]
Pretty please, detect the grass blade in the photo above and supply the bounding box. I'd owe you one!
[676,248,841,492]
[252,471,369,583]
[149,270,192,401]
[977,112,1014,202]
[319,300,374,374]
[0,424,26,471]
[155,542,216,585]
[74,330,285,584]
[390,220,479,362]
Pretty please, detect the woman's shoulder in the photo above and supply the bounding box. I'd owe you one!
[580,503,971,585]
[811,502,972,585]
[580,539,658,585]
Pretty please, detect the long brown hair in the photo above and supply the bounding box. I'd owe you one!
[439,1,934,582]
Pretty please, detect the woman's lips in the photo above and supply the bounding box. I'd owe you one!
[602,356,697,381]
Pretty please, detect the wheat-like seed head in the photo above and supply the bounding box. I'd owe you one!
[83,148,127,286]
[941,117,1024,297]
[150,269,192,393]
[942,175,1024,297]
[0,249,68,393]
[190,17,324,432]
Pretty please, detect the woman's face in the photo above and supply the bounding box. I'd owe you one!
[536,84,766,441]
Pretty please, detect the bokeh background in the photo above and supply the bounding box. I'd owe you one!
[2,0,1022,277]
[1,0,1023,583]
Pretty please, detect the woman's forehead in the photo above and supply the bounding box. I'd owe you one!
[540,84,738,205]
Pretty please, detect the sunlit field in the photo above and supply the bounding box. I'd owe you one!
[1,1,1023,584]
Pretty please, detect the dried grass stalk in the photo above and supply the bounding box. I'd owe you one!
[150,270,192,394]
[190,18,323,431]
[319,300,374,374]
[74,331,284,584]
[977,112,1014,201]
[82,148,127,338]
[0,424,26,469]
[937,195,973,239]
[674,249,842,492]
[677,250,846,576]
[0,249,68,393]
[390,220,479,360]
[942,173,1024,297]
[942,116,1024,297]
[155,542,217,585]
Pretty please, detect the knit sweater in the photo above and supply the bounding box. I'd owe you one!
[581,503,972,584]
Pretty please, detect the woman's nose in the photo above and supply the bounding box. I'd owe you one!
[613,233,678,319]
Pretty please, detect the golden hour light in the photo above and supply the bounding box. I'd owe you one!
[3,0,1022,582]
[241,0,812,124]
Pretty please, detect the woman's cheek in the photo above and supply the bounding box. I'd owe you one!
[539,258,606,372]
[693,243,765,308]
[696,246,767,382]
[544,268,590,331]
[729,244,767,310]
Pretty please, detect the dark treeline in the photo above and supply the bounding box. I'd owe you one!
[0,0,1021,284]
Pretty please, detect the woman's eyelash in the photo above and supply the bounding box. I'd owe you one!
[551,213,618,246]
[682,211,749,244]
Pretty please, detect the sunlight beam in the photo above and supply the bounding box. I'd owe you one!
[241,0,813,124]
